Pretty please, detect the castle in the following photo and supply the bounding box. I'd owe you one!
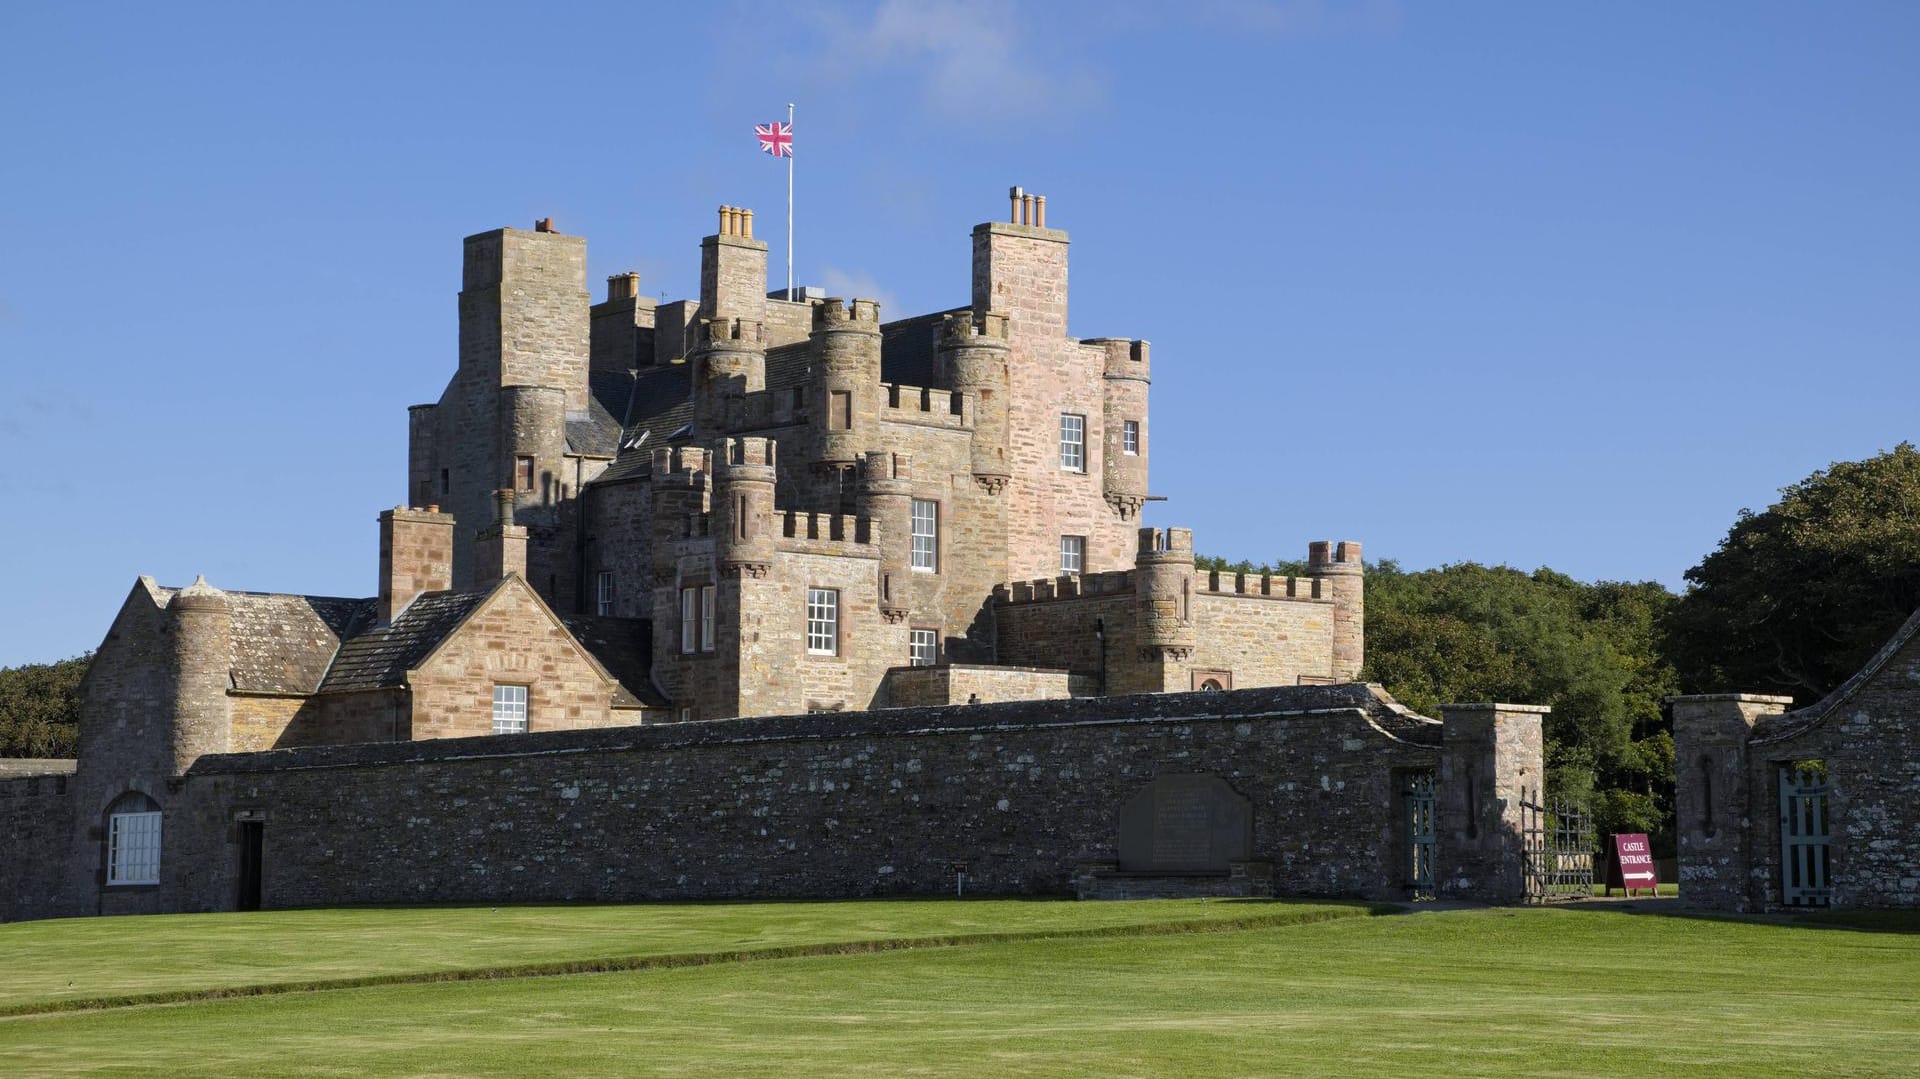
[1,187,1564,926]
[75,187,1365,754]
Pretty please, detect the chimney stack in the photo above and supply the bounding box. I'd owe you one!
[474,489,529,584]
[378,506,454,624]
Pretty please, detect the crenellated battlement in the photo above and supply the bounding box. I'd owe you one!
[720,436,776,470]
[993,569,1136,605]
[811,297,883,330]
[1307,540,1364,570]
[859,449,912,483]
[1087,336,1150,378]
[1136,527,1194,557]
[939,310,1011,343]
[1196,570,1330,603]
[698,317,765,347]
[881,383,972,428]
[771,510,880,558]
[648,445,713,485]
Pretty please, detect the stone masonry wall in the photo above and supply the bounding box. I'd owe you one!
[155,687,1446,916]
[1189,591,1337,688]
[408,581,621,739]
[882,664,1087,708]
[0,774,74,922]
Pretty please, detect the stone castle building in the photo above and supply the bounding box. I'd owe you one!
[3,188,1550,926]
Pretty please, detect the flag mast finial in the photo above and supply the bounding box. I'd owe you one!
[786,101,795,302]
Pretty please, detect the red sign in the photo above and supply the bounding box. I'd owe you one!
[1607,833,1659,895]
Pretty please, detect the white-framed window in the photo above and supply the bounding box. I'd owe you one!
[910,628,938,667]
[1123,420,1140,455]
[492,684,528,734]
[807,588,839,655]
[106,792,161,886]
[596,571,615,616]
[701,583,715,652]
[1059,413,1085,471]
[911,499,938,572]
[1060,535,1086,575]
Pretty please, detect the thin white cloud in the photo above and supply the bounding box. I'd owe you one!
[816,265,899,316]
[816,0,1105,122]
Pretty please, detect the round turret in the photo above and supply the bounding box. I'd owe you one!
[166,575,232,774]
[715,437,777,577]
[939,311,1011,489]
[693,318,766,436]
[857,450,914,621]
[1134,528,1196,660]
[810,299,882,470]
[1308,540,1365,681]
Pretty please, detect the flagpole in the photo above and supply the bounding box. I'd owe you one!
[786,101,795,302]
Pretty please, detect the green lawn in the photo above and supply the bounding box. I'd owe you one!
[0,897,1376,1012]
[3,903,1918,1077]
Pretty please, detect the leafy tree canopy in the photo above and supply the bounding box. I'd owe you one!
[0,653,91,758]
[1666,442,1920,700]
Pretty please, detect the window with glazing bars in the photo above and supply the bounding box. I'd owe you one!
[492,684,528,734]
[1059,414,1085,471]
[107,809,161,886]
[807,588,838,654]
[911,499,938,571]
[1060,535,1085,575]
[596,571,615,615]
[1123,420,1140,455]
[909,628,938,667]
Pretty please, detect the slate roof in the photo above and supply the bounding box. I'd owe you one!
[316,589,493,693]
[564,369,634,457]
[227,593,374,694]
[560,615,665,708]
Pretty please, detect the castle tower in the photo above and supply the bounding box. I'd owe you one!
[692,317,766,437]
[714,438,776,579]
[1307,541,1365,681]
[809,298,882,477]
[1093,338,1150,519]
[700,205,768,324]
[1133,527,1197,692]
[166,576,232,775]
[474,489,528,583]
[938,311,1012,493]
[857,450,914,624]
[421,220,589,590]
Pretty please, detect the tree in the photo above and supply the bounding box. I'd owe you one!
[0,654,91,758]
[1665,443,1920,700]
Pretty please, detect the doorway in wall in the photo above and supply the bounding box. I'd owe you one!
[236,820,264,912]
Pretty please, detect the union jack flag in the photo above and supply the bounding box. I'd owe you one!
[756,120,793,158]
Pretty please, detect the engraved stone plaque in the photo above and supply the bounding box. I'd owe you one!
[1117,773,1252,873]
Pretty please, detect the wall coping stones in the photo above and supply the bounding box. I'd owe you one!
[187,683,1443,777]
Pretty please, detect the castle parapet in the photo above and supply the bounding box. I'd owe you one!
[698,317,765,346]
[995,569,1135,605]
[812,297,883,329]
[777,510,878,548]
[1197,570,1330,602]
[1307,539,1365,681]
[882,383,972,429]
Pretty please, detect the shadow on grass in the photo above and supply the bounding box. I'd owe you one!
[1527,897,1920,936]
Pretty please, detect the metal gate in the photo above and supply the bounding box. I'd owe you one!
[1520,787,1594,902]
[1404,771,1436,899]
[1779,762,1831,907]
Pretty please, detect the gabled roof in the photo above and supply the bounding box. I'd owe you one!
[1753,604,1920,744]
[317,589,492,693]
[147,584,373,696]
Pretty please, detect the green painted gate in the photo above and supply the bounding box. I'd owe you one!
[1404,771,1436,899]
[1779,762,1831,907]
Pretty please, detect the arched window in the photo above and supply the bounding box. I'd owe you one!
[1199,679,1224,692]
[106,791,162,886]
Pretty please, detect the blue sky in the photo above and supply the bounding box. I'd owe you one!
[1,1,1915,665]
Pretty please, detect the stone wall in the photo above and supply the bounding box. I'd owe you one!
[882,664,1090,707]
[148,686,1455,916]
[408,581,621,739]
[1189,589,1336,687]
[0,773,73,922]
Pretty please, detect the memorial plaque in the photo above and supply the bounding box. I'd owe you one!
[1117,774,1252,873]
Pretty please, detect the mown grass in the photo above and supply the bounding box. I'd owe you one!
[3,904,1919,1077]
[0,896,1378,1013]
